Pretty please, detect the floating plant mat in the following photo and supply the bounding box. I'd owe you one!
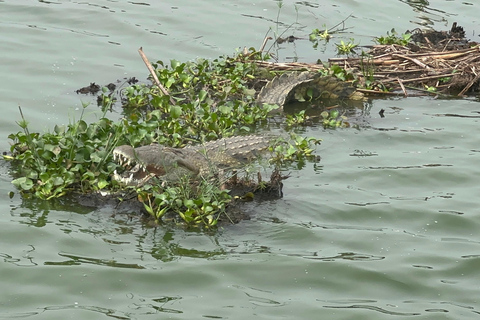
[255,24,480,97]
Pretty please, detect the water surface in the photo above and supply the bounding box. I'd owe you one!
[1,1,480,319]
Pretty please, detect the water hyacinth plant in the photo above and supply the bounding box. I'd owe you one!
[5,49,324,227]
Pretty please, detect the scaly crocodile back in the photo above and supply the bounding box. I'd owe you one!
[184,135,270,171]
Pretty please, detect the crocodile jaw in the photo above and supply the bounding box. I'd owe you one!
[112,145,166,186]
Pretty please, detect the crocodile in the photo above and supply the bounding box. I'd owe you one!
[113,135,269,186]
[256,71,364,107]
[113,72,358,186]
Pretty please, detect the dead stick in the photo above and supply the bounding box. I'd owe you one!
[397,78,407,96]
[382,73,455,84]
[329,57,400,65]
[458,73,480,96]
[259,36,272,53]
[138,47,176,105]
[392,54,430,69]
[355,88,401,95]
[428,51,477,60]
[394,45,479,59]
[375,68,451,75]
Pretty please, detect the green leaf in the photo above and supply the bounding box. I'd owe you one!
[170,59,180,70]
[76,120,88,134]
[184,199,195,208]
[12,177,34,190]
[97,179,108,189]
[54,125,65,135]
[165,77,175,88]
[52,176,64,186]
[170,105,183,119]
[218,105,232,114]
[198,89,208,102]
[330,110,339,119]
[143,203,155,216]
[90,152,103,163]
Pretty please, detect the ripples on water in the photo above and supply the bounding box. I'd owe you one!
[1,0,480,319]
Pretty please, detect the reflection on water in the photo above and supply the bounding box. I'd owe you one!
[401,0,450,27]
[321,300,421,316]
[45,252,146,269]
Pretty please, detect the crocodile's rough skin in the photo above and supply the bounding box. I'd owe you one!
[113,135,269,186]
[256,71,363,107]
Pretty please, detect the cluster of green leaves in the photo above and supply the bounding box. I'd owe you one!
[5,49,325,227]
[319,63,356,82]
[321,109,349,128]
[100,51,277,143]
[375,28,412,46]
[153,56,259,102]
[335,39,358,55]
[285,109,349,129]
[137,177,231,228]
[285,110,310,127]
[309,26,358,55]
[270,134,321,168]
[120,51,266,108]
[309,26,331,48]
[6,107,123,199]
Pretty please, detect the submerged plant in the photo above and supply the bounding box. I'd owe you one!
[309,26,332,49]
[270,134,321,167]
[321,109,349,128]
[285,110,310,127]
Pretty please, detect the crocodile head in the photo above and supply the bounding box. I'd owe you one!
[113,144,165,186]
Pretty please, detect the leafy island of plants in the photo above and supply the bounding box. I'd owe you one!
[5,47,327,228]
[4,21,480,228]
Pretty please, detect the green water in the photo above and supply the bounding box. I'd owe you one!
[1,1,480,319]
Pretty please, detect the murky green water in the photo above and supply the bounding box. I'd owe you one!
[1,1,480,319]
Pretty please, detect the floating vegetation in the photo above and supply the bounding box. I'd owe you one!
[5,11,477,228]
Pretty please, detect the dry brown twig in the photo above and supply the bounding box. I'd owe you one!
[138,47,176,105]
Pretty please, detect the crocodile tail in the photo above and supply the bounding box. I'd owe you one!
[256,71,314,107]
[257,71,363,107]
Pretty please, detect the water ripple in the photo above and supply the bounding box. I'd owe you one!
[304,252,385,262]
[345,201,390,206]
[364,163,453,169]
[0,304,131,319]
[321,303,420,316]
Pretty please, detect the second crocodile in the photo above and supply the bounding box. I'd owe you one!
[256,71,364,107]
